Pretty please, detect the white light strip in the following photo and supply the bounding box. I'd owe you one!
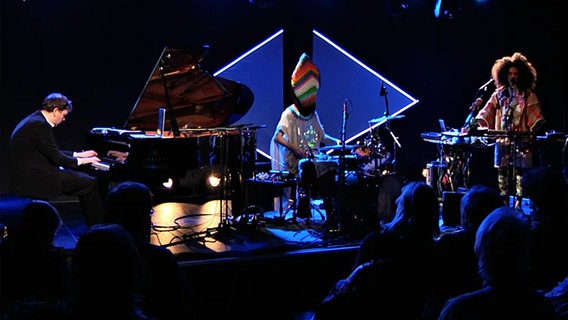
[313,29,419,104]
[313,29,419,142]
[256,148,271,160]
[214,29,284,76]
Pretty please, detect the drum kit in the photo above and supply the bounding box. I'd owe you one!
[317,112,406,233]
[322,114,405,181]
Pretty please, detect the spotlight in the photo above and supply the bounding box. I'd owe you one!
[207,175,221,188]
[434,0,462,19]
[248,0,277,9]
[162,178,174,189]
[385,0,409,17]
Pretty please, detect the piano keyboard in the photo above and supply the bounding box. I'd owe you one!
[91,161,111,171]
[90,157,122,172]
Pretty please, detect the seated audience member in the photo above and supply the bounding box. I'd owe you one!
[313,181,440,319]
[1,298,72,320]
[0,200,70,313]
[65,223,151,320]
[521,165,568,291]
[545,275,568,320]
[422,184,504,319]
[437,207,558,319]
[105,181,190,320]
[352,180,440,268]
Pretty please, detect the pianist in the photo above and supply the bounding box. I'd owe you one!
[8,92,106,226]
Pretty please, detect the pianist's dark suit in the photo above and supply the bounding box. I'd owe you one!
[9,110,105,226]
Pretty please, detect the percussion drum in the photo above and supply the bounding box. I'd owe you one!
[298,156,338,197]
[353,145,391,177]
[205,128,258,216]
[353,132,391,176]
[298,156,339,185]
[331,154,360,172]
[343,171,403,232]
[207,129,257,176]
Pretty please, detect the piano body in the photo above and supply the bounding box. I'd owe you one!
[85,46,255,204]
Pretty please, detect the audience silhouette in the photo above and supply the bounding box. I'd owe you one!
[521,165,568,291]
[422,184,504,319]
[105,181,191,320]
[352,180,440,268]
[545,275,568,320]
[4,171,567,319]
[313,181,440,319]
[437,206,558,319]
[1,298,72,320]
[0,200,70,314]
[64,223,151,319]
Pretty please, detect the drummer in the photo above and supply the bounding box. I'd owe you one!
[270,52,340,178]
[270,53,340,208]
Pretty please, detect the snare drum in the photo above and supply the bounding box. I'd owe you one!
[354,149,391,176]
[331,154,359,171]
[353,137,391,174]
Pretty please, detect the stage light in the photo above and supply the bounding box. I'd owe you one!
[385,0,409,17]
[434,0,462,19]
[162,178,174,189]
[207,175,221,188]
[248,0,277,9]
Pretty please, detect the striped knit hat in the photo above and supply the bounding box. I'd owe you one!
[291,53,320,112]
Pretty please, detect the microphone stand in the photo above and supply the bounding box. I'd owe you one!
[340,99,348,176]
[380,82,402,172]
[158,51,181,137]
[463,79,495,130]
[336,99,349,234]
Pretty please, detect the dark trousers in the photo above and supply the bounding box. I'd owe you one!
[60,169,106,226]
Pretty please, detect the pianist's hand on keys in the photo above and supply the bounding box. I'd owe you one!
[73,150,101,166]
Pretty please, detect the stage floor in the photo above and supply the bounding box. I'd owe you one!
[49,198,362,319]
[51,198,364,261]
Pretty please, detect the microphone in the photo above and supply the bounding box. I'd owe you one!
[478,78,494,90]
[463,98,483,129]
[343,99,348,120]
[379,81,386,97]
[463,112,475,129]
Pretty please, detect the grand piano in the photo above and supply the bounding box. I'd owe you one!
[85,45,255,207]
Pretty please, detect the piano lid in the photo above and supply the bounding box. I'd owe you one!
[124,45,254,131]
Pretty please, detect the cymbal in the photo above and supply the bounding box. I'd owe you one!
[368,114,405,123]
[319,144,358,152]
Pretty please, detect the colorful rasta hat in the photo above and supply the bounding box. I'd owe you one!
[291,53,320,113]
